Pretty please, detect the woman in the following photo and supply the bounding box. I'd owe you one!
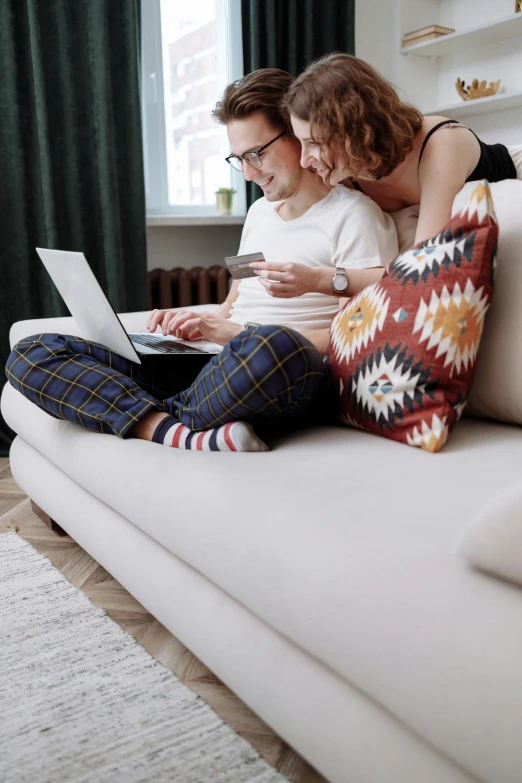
[283,53,521,246]
[251,53,521,298]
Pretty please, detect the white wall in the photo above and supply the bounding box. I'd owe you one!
[146,223,242,271]
[354,0,401,85]
[355,0,522,144]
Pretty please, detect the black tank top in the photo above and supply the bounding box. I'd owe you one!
[418,119,517,182]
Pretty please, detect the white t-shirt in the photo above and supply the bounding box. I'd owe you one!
[228,185,399,330]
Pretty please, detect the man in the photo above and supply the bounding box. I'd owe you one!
[6,69,398,453]
[148,69,397,349]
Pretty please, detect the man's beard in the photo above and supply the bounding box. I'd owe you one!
[265,168,303,202]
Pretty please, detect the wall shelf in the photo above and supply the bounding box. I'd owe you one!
[426,89,522,119]
[147,215,245,227]
[400,12,522,58]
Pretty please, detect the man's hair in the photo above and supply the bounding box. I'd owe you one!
[283,53,423,181]
[213,68,295,136]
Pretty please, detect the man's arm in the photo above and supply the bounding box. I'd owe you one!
[147,278,240,339]
[214,279,240,318]
[249,261,386,297]
[148,234,244,335]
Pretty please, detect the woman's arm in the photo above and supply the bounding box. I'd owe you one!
[415,129,479,244]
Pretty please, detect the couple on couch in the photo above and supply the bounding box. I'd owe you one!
[6,54,521,452]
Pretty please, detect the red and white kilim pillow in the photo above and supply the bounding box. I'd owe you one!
[328,180,498,452]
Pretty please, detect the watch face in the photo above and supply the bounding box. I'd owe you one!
[333,274,348,292]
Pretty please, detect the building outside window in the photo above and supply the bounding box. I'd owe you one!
[141,0,245,218]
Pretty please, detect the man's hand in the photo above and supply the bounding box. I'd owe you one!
[249,261,322,298]
[147,308,243,346]
[250,262,387,298]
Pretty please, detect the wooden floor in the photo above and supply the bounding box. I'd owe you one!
[0,457,326,783]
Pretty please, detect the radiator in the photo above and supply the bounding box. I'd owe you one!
[148,265,232,310]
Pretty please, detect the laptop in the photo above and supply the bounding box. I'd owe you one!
[36,248,222,377]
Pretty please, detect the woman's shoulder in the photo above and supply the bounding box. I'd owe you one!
[416,116,480,174]
[421,115,461,131]
[418,116,474,149]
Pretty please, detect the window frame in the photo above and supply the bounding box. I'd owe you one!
[141,0,246,218]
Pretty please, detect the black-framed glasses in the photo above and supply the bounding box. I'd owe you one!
[225,131,286,172]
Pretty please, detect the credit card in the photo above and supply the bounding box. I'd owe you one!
[224,251,265,280]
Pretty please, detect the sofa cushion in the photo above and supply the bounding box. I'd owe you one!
[459,478,522,586]
[389,174,522,429]
[328,181,498,452]
[451,179,522,425]
[506,144,522,178]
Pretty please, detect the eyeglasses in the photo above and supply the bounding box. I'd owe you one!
[225,131,286,172]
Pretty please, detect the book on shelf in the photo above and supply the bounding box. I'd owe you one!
[402,24,455,40]
[402,30,455,47]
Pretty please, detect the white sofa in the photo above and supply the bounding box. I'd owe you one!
[3,180,522,783]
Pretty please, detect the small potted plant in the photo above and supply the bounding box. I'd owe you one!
[215,187,236,216]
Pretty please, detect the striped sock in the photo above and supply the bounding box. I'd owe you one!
[151,415,269,452]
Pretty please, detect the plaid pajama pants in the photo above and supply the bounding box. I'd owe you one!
[6,326,328,438]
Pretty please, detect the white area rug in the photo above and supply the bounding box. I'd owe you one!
[0,533,288,783]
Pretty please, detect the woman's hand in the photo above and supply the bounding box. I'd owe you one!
[147,308,243,346]
[249,261,323,298]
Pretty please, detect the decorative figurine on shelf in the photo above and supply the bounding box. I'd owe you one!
[516,0,522,13]
[455,77,501,101]
[215,187,236,215]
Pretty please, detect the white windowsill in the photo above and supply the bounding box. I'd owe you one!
[147,215,246,227]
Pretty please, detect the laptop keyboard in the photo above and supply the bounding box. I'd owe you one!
[130,333,208,354]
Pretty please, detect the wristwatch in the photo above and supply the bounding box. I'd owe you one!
[244,321,262,329]
[332,267,349,295]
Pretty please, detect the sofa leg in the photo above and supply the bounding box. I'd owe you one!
[30,501,67,536]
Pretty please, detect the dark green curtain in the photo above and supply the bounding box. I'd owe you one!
[241,0,355,206]
[0,0,146,457]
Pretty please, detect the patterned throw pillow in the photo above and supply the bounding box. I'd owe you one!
[328,181,498,452]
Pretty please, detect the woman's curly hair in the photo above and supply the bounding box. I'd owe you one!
[283,53,423,182]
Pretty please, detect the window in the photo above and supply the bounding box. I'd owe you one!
[141,0,245,218]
